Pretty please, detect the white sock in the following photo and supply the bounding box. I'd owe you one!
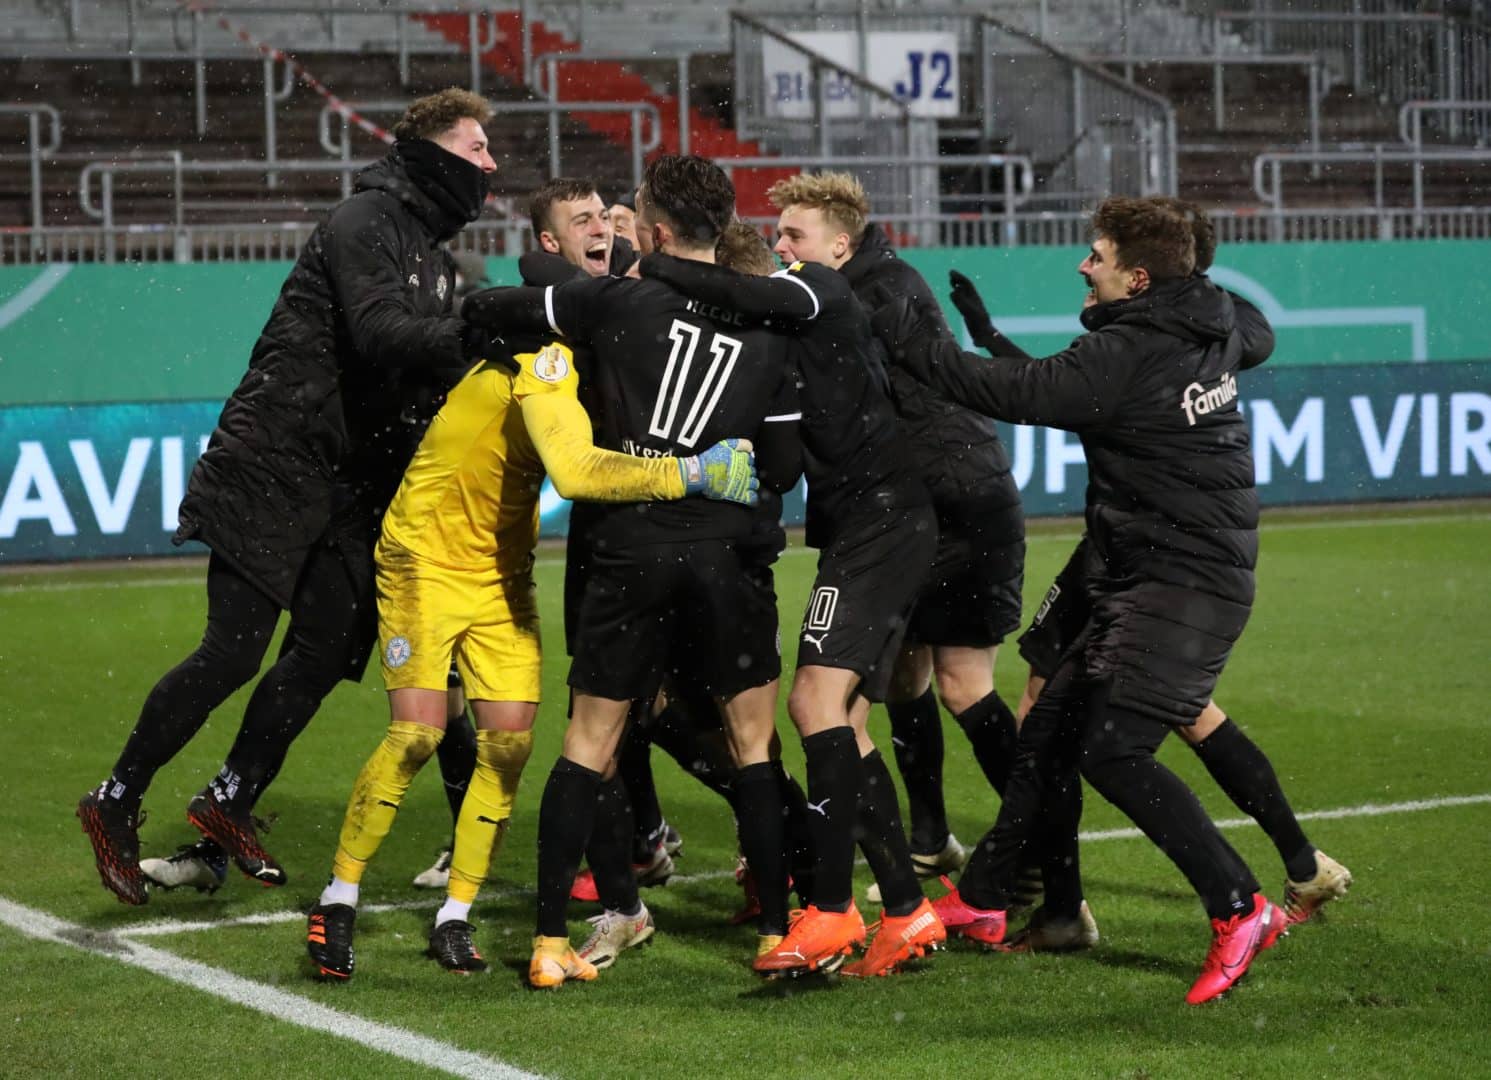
[435,897,472,928]
[319,875,358,908]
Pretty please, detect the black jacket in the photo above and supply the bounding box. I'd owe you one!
[841,225,1016,514]
[874,275,1271,724]
[174,142,480,608]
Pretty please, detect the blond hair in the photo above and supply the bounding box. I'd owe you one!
[715,221,777,276]
[767,171,869,245]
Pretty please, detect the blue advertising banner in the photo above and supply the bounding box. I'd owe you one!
[2,362,1488,565]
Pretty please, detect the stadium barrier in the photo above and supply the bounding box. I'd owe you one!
[3,243,1490,562]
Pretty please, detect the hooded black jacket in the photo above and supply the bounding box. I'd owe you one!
[873,275,1266,724]
[841,224,1017,516]
[174,141,482,609]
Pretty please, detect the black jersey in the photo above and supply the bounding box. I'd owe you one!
[538,273,795,549]
[640,254,926,548]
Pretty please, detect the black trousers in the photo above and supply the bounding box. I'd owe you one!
[961,655,1259,920]
[110,542,371,810]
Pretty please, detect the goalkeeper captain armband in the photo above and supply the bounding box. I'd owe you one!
[679,438,758,507]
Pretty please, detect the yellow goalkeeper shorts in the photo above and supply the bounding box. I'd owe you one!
[375,542,542,703]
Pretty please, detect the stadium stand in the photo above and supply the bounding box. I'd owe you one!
[4,0,1491,259]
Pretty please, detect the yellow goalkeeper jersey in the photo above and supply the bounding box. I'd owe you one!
[380,342,686,574]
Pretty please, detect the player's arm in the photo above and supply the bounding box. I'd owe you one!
[871,297,1126,430]
[1232,294,1275,370]
[638,253,825,323]
[322,199,467,369]
[520,391,685,502]
[462,277,616,345]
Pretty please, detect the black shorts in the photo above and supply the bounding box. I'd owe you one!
[907,498,1025,648]
[1017,537,1092,680]
[568,538,780,702]
[796,503,937,702]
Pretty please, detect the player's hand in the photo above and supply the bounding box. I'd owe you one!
[949,270,1003,351]
[459,322,518,372]
[680,438,758,506]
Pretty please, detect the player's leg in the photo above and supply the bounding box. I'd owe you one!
[432,579,541,970]
[413,667,476,889]
[532,545,667,988]
[95,553,280,904]
[1182,701,1351,922]
[306,549,461,979]
[939,655,1092,950]
[752,662,870,976]
[883,645,950,863]
[1077,686,1283,1004]
[195,539,373,887]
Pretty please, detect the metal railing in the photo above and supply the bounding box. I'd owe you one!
[730,11,938,241]
[529,49,697,156]
[17,205,1491,265]
[1211,8,1491,108]
[0,105,63,232]
[719,153,1035,244]
[1252,145,1491,229]
[978,14,1177,203]
[1400,98,1491,147]
[317,99,662,196]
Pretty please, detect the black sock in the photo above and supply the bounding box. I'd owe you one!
[435,706,477,837]
[776,762,816,908]
[586,775,641,915]
[801,727,862,912]
[536,757,603,937]
[884,689,948,855]
[1192,718,1316,882]
[857,749,924,917]
[954,690,1018,797]
[617,709,664,862]
[734,762,789,935]
[650,697,738,805]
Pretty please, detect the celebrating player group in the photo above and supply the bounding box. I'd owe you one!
[77,89,1351,1005]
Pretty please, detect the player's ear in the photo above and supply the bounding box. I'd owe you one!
[652,221,669,254]
[1127,266,1150,296]
[538,231,560,255]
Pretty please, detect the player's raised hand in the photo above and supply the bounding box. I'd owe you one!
[949,270,1006,353]
[680,438,759,506]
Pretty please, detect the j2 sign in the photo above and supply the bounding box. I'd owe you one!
[761,31,960,119]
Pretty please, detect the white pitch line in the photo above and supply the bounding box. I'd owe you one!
[115,789,1489,939]
[4,511,1486,596]
[0,897,542,1080]
[1077,791,1491,841]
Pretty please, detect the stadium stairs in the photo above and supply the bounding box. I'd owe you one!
[414,11,795,217]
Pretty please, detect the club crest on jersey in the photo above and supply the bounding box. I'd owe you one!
[533,345,570,383]
[436,273,448,301]
[407,273,420,289]
[1180,373,1239,426]
[384,636,411,668]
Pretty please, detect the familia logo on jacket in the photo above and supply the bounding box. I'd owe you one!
[1180,372,1239,426]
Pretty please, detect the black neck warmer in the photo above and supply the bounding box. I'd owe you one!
[396,138,488,239]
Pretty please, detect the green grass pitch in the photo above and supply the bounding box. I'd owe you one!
[2,502,1489,1079]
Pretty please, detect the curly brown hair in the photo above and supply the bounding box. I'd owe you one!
[715,221,777,276]
[1090,196,1196,280]
[392,88,492,143]
[767,171,869,246]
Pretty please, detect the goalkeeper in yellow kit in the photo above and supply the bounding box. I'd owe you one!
[305,338,756,980]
